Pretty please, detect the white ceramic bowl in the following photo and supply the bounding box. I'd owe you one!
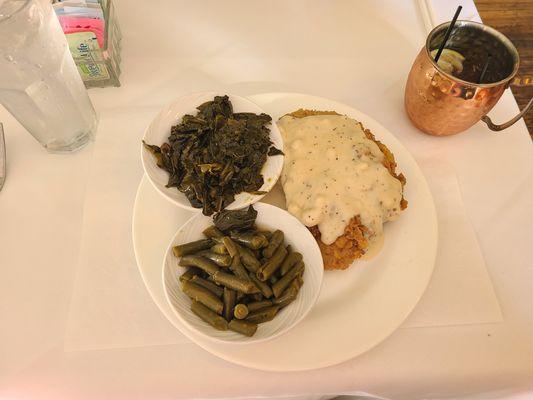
[162,203,323,344]
[141,92,284,212]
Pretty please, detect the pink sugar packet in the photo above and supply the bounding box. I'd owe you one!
[58,16,105,48]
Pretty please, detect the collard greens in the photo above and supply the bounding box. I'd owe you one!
[144,95,282,215]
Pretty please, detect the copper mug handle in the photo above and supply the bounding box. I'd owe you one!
[481,76,533,131]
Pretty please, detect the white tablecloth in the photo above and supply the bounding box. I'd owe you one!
[1,1,532,399]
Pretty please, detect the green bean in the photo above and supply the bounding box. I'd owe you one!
[233,303,249,319]
[269,275,279,285]
[249,272,273,298]
[246,305,280,324]
[211,243,229,255]
[229,254,249,280]
[182,281,223,314]
[223,288,237,321]
[179,255,220,276]
[250,292,264,302]
[178,267,202,283]
[237,243,261,272]
[228,319,257,337]
[190,275,224,297]
[272,260,304,298]
[222,236,239,257]
[256,245,288,281]
[295,273,304,289]
[273,285,299,308]
[202,225,224,239]
[298,274,304,287]
[191,301,228,331]
[258,230,272,239]
[213,271,259,294]
[230,231,268,250]
[173,239,213,257]
[285,244,292,254]
[262,230,284,258]
[247,300,272,312]
[196,251,232,267]
[280,252,303,275]
[236,291,246,302]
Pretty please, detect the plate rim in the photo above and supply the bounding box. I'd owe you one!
[133,91,438,371]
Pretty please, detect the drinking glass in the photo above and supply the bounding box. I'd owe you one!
[0,0,98,152]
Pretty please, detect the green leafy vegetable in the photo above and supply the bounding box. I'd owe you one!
[144,95,282,215]
[213,206,258,232]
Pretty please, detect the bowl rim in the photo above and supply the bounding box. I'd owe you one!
[140,91,284,213]
[161,202,324,345]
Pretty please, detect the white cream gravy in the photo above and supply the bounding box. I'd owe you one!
[277,114,403,246]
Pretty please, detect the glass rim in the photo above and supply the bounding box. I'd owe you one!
[424,20,520,88]
[0,0,32,24]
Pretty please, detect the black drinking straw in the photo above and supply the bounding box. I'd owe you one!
[478,55,491,83]
[434,5,463,62]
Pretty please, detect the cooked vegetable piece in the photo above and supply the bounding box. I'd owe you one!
[179,255,220,276]
[258,230,272,239]
[273,285,299,308]
[213,271,258,294]
[249,272,273,298]
[280,252,303,275]
[236,291,245,302]
[222,236,239,257]
[173,239,213,257]
[262,230,284,258]
[179,267,202,283]
[297,273,304,287]
[256,245,288,281]
[237,243,261,272]
[233,303,249,320]
[223,288,237,321]
[214,206,257,231]
[196,251,232,267]
[142,141,166,168]
[190,275,224,297]
[182,281,223,314]
[203,225,224,239]
[272,260,305,298]
[228,319,257,337]
[246,305,280,324]
[211,243,229,255]
[229,254,249,280]
[268,146,284,156]
[191,301,228,331]
[246,300,272,312]
[250,293,264,302]
[230,231,268,250]
[293,274,304,289]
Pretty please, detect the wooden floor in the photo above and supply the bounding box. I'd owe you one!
[474,0,533,135]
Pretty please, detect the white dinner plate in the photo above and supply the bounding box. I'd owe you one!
[132,92,438,371]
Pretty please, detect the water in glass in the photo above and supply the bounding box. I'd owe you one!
[0,0,98,152]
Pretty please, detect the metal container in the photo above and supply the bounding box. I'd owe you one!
[405,20,532,136]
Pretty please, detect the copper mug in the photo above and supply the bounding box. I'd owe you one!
[405,20,532,136]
